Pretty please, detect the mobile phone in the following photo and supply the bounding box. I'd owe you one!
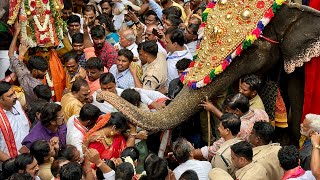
[152,28,161,38]
[127,6,133,11]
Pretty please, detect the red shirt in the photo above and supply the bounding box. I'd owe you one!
[95,41,118,69]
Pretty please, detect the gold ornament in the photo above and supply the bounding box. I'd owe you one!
[26,11,31,16]
[55,5,60,10]
[241,10,251,21]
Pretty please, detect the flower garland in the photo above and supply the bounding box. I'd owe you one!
[181,0,286,90]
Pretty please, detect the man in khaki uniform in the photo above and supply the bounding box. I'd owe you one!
[209,168,233,180]
[231,141,268,180]
[249,121,284,180]
[211,113,242,178]
[138,41,167,92]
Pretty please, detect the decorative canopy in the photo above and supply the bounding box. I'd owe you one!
[181,0,286,89]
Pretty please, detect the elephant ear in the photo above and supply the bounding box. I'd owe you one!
[278,4,320,73]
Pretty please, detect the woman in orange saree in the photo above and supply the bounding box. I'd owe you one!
[83,112,136,160]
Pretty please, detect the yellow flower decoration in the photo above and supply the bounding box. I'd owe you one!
[275,0,286,5]
[215,65,223,75]
[246,34,257,42]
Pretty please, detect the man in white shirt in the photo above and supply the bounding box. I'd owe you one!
[173,138,212,180]
[0,82,30,161]
[114,29,140,63]
[165,28,193,86]
[145,24,167,55]
[66,104,101,157]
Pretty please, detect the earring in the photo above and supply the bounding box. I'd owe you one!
[110,131,114,136]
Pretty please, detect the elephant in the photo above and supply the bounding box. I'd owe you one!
[96,3,320,144]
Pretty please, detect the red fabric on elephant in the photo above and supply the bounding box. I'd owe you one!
[302,0,320,122]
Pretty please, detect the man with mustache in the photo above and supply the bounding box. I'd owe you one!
[0,82,30,161]
[61,78,92,121]
[71,33,87,68]
[15,153,40,180]
[67,15,82,46]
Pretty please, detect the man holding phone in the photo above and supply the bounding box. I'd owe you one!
[145,25,167,55]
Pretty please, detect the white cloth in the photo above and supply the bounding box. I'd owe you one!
[288,171,316,180]
[103,170,115,179]
[91,88,123,113]
[0,50,10,80]
[173,159,212,180]
[66,115,87,157]
[157,41,167,55]
[114,42,141,65]
[166,45,193,86]
[0,101,30,155]
[186,41,198,56]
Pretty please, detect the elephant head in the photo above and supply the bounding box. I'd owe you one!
[97,3,320,131]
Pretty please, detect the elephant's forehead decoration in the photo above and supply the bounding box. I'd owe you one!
[181,0,286,89]
[7,0,65,47]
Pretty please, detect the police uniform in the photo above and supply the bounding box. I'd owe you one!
[211,138,242,178]
[253,143,284,180]
[235,162,268,180]
[142,53,167,91]
[209,168,233,180]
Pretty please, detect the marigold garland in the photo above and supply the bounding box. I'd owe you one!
[181,0,286,89]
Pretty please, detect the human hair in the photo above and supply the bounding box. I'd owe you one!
[144,10,160,23]
[40,103,62,127]
[15,153,35,171]
[63,51,79,64]
[223,93,250,113]
[163,6,182,19]
[100,72,116,85]
[230,141,253,161]
[79,104,101,122]
[86,57,104,71]
[27,99,47,125]
[59,162,83,180]
[142,153,168,180]
[71,33,84,44]
[306,114,320,133]
[176,58,192,71]
[187,23,199,36]
[58,145,78,162]
[121,147,140,161]
[104,112,128,133]
[165,28,185,46]
[118,49,134,62]
[91,25,105,39]
[99,0,114,7]
[173,138,192,163]
[0,81,11,96]
[67,15,80,25]
[139,41,158,57]
[83,4,96,14]
[123,29,136,42]
[179,170,199,180]
[278,145,299,171]
[8,173,33,180]
[252,121,275,144]
[166,15,182,28]
[96,159,115,180]
[1,158,18,179]
[27,56,48,71]
[120,89,141,107]
[63,0,72,10]
[115,162,134,180]
[33,85,52,101]
[71,78,88,93]
[220,113,241,136]
[96,14,116,33]
[51,157,69,178]
[240,74,262,92]
[30,140,50,165]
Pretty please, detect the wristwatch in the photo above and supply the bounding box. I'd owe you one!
[314,144,320,150]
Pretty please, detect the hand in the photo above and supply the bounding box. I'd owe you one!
[18,41,29,57]
[129,63,137,76]
[50,136,60,151]
[183,2,192,16]
[14,20,21,35]
[127,122,136,131]
[137,130,148,140]
[86,95,93,103]
[85,148,103,165]
[199,100,216,112]
[127,10,139,23]
[111,157,123,166]
[18,145,30,154]
[311,132,320,147]
[150,101,166,110]
[83,15,89,29]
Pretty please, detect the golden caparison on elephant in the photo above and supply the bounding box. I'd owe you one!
[97,2,320,143]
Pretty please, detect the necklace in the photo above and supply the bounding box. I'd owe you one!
[28,0,50,32]
[103,130,113,146]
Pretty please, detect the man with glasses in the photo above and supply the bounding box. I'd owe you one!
[144,25,167,55]
[22,103,67,150]
[184,23,199,56]
[0,82,30,161]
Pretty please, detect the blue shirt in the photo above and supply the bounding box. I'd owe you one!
[109,64,135,89]
[106,32,119,46]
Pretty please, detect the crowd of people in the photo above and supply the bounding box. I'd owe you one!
[0,0,320,179]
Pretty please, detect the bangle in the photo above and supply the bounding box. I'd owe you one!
[129,133,137,138]
[134,21,140,25]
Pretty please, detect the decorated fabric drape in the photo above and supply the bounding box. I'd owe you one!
[181,0,286,89]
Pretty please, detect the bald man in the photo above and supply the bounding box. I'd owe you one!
[145,25,167,55]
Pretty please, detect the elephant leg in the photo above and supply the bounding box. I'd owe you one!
[286,67,304,146]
